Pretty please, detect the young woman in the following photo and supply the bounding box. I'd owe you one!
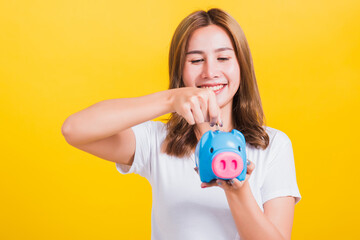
[62,8,301,240]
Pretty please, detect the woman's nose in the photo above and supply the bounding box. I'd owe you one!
[201,58,220,79]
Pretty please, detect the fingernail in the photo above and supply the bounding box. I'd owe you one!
[247,160,250,165]
[210,123,215,127]
[219,121,223,127]
[201,185,207,188]
[217,180,222,185]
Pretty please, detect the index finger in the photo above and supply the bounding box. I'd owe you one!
[207,91,220,126]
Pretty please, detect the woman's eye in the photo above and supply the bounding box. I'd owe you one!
[190,58,229,64]
[190,59,204,64]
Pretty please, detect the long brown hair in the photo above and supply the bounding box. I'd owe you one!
[164,8,269,157]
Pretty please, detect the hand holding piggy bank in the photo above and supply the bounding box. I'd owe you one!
[195,129,247,183]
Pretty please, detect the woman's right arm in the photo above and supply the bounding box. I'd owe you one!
[61,87,219,165]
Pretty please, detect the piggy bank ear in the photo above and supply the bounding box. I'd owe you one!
[200,130,215,148]
[231,129,246,144]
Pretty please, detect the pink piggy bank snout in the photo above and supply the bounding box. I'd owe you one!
[211,152,244,179]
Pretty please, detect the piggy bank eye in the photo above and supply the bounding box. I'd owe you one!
[238,146,241,151]
[210,147,214,153]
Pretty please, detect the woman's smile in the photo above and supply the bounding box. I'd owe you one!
[182,24,240,109]
[197,83,227,94]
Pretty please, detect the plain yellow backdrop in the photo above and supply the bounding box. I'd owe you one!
[1,0,359,239]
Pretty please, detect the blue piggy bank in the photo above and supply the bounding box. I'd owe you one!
[195,129,247,183]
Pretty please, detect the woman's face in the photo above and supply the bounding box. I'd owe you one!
[182,24,240,109]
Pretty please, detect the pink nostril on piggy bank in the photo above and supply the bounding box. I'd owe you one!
[212,152,243,179]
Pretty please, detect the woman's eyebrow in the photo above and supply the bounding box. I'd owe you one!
[185,47,233,55]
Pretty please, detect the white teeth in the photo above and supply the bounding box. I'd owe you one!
[201,84,225,91]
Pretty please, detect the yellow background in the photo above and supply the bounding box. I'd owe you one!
[1,0,359,239]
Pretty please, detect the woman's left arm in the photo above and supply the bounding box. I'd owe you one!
[224,181,295,240]
[201,161,296,240]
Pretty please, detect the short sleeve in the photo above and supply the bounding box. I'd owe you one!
[261,134,301,205]
[115,121,164,181]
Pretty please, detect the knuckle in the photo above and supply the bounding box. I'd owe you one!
[181,107,191,116]
[189,96,200,105]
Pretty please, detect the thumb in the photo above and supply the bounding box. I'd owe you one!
[246,159,255,174]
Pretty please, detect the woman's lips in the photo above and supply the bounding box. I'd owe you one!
[199,84,226,94]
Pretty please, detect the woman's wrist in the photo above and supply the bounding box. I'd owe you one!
[167,88,179,113]
[224,180,251,202]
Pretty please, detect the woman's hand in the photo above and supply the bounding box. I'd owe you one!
[170,87,221,126]
[195,160,255,193]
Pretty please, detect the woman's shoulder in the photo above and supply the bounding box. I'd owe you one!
[246,126,294,166]
[263,125,292,148]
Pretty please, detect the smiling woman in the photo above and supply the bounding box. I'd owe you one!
[165,10,268,158]
[62,7,301,240]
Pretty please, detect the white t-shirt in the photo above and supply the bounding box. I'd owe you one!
[116,121,301,240]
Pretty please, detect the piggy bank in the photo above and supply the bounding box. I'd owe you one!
[195,129,247,183]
